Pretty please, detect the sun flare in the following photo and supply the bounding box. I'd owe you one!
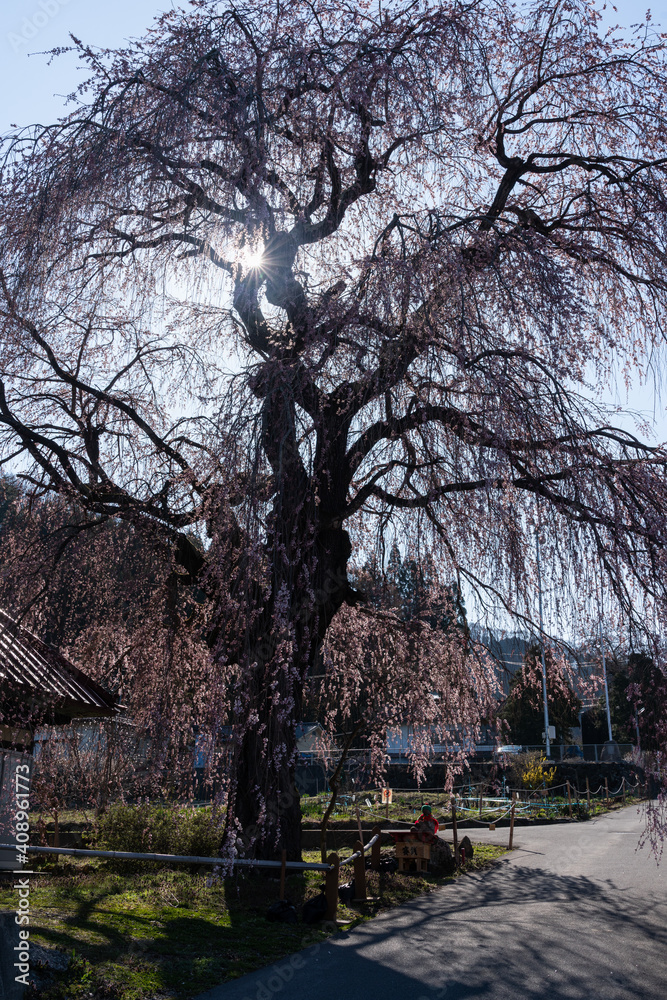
[240,246,264,270]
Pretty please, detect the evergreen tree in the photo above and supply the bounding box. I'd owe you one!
[501,645,581,746]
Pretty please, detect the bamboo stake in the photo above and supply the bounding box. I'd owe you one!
[353,840,367,901]
[371,826,381,871]
[586,776,591,813]
[566,781,572,819]
[509,792,516,850]
[451,796,458,861]
[325,853,339,921]
[355,806,363,846]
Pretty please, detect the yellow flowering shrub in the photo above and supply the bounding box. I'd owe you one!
[521,756,556,790]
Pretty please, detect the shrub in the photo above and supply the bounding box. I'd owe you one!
[521,755,556,790]
[571,801,589,821]
[94,803,225,857]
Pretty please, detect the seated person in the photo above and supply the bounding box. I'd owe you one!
[411,803,439,843]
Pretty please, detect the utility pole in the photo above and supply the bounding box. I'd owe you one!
[598,570,613,742]
[535,525,551,758]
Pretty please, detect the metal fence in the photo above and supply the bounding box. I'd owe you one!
[0,828,383,924]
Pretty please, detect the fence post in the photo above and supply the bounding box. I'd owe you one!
[478,792,483,817]
[605,778,610,808]
[566,781,572,819]
[353,841,367,901]
[622,777,626,804]
[508,792,516,850]
[325,853,339,921]
[371,826,381,871]
[451,796,458,861]
[586,776,591,813]
[279,849,286,901]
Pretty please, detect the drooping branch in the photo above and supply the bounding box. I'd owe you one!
[3,0,667,858]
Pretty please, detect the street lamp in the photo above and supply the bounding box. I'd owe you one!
[598,570,613,743]
[535,525,551,758]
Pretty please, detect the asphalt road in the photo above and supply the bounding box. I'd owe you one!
[197,805,666,1000]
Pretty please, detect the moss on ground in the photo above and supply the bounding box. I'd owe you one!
[1,844,507,1000]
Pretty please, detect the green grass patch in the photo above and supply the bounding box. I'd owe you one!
[2,844,507,1000]
[28,808,93,827]
[300,790,642,826]
[300,790,459,825]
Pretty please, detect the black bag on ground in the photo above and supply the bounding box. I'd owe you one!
[266,899,298,923]
[302,892,328,924]
[378,856,398,873]
[337,880,356,903]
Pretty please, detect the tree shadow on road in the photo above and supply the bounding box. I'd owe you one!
[208,858,667,1000]
[334,858,667,1000]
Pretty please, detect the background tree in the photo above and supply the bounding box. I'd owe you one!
[600,651,667,751]
[314,593,494,859]
[2,0,667,858]
[313,552,483,859]
[352,544,467,631]
[500,644,581,746]
[0,480,227,808]
[0,476,168,647]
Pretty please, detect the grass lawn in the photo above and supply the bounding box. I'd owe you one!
[1,844,507,1000]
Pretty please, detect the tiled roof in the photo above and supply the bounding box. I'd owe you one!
[295,722,321,738]
[0,608,117,719]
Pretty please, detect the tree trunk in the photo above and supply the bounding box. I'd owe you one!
[233,718,303,862]
[219,374,356,861]
[223,522,354,861]
[319,721,364,862]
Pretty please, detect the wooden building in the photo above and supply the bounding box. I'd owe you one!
[0,608,117,870]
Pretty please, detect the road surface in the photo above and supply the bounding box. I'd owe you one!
[197,805,666,1000]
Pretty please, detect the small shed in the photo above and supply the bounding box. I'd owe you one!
[0,608,117,870]
[295,722,325,753]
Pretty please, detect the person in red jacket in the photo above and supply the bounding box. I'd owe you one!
[411,803,439,843]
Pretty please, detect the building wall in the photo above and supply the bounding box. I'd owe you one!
[0,750,32,872]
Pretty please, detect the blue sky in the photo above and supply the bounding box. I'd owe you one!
[1,0,666,440]
[1,1,175,131]
[2,2,664,135]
